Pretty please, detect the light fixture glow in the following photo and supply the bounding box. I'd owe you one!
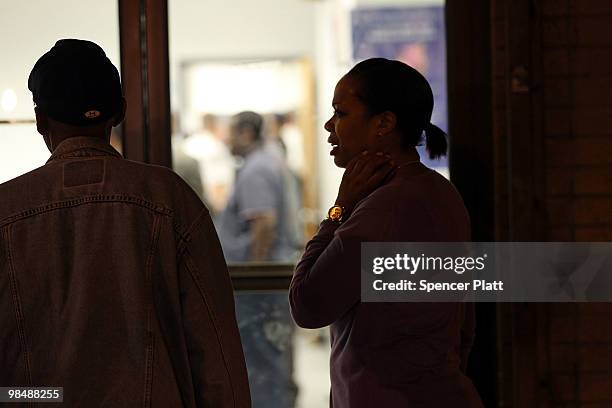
[1,89,17,112]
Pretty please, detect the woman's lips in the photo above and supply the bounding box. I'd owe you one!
[330,146,339,155]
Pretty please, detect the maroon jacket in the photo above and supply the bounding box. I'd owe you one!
[0,137,250,407]
[290,164,483,408]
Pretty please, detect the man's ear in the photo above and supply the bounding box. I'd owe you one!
[377,111,397,136]
[112,97,127,127]
[34,107,48,136]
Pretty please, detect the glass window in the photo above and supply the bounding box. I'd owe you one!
[234,291,330,408]
[168,0,446,406]
[0,1,121,184]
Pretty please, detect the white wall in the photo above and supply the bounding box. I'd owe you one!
[0,0,119,183]
[0,0,120,121]
[168,0,317,112]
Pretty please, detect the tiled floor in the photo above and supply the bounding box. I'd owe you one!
[294,327,331,408]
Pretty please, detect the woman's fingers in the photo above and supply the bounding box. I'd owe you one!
[336,151,394,210]
[359,152,393,176]
[364,160,395,188]
[348,150,371,174]
[345,151,393,186]
[344,153,362,173]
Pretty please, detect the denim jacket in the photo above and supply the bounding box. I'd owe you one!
[0,137,250,407]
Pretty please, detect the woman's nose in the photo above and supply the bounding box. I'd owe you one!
[324,116,333,132]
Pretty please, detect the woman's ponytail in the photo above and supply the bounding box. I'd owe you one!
[424,123,447,160]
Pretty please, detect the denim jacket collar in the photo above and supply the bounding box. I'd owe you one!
[47,136,122,164]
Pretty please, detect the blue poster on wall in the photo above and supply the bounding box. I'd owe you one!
[352,6,447,169]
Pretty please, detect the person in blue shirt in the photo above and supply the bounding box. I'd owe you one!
[218,111,298,407]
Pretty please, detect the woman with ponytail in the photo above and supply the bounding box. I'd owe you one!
[289,58,483,407]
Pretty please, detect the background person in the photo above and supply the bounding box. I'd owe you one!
[218,110,297,263]
[182,113,234,216]
[289,58,483,408]
[171,112,206,203]
[218,111,298,407]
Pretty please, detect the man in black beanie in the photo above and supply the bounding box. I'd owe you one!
[0,39,250,407]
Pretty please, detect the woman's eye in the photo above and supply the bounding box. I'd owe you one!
[334,110,344,117]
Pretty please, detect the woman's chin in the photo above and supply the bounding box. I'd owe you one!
[333,155,348,168]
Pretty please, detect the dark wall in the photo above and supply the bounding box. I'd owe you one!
[491,0,612,406]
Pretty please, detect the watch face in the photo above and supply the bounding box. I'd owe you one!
[329,206,343,220]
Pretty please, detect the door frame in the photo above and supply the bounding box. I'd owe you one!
[118,1,498,404]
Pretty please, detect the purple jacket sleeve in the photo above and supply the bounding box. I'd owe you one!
[289,219,361,329]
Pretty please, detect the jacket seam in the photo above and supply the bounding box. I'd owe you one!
[176,209,210,258]
[4,225,33,389]
[183,254,237,407]
[143,215,161,408]
[0,195,189,245]
[49,148,121,162]
[0,195,172,227]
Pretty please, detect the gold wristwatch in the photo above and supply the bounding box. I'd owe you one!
[327,205,346,223]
